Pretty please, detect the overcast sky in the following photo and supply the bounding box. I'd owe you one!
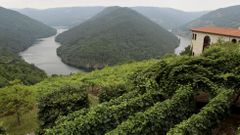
[0,0,240,11]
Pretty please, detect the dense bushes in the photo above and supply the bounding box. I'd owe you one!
[167,89,234,135]
[52,89,143,130]
[43,42,240,134]
[45,90,166,134]
[107,86,195,135]
[98,84,130,102]
[38,85,88,130]
[0,82,34,126]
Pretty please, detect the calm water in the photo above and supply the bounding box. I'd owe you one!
[20,29,190,75]
[20,29,80,75]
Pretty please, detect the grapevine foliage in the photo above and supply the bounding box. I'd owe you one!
[45,42,240,134]
[38,85,88,131]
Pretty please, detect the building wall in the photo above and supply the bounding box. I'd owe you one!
[191,32,240,55]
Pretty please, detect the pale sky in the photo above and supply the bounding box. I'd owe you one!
[0,0,240,11]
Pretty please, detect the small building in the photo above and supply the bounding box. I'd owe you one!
[191,27,240,55]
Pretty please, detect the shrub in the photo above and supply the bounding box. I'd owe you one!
[38,85,88,131]
[45,90,166,134]
[107,86,195,135]
[167,89,234,135]
[98,84,129,102]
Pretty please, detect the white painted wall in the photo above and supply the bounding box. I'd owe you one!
[191,32,240,55]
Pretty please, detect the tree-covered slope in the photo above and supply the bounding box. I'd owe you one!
[0,7,57,52]
[0,48,47,88]
[175,5,240,36]
[17,7,104,27]
[56,6,179,69]
[133,7,208,30]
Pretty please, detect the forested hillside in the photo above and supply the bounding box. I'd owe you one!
[0,48,47,88]
[56,6,179,70]
[175,5,240,36]
[0,7,56,52]
[17,7,207,29]
[133,7,208,29]
[17,7,104,27]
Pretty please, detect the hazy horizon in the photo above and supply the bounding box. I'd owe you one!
[0,0,240,11]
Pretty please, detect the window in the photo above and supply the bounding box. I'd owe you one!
[232,39,237,43]
[192,33,197,40]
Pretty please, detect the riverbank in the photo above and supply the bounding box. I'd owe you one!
[20,29,190,75]
[20,29,80,75]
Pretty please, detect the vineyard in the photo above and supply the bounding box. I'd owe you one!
[1,42,240,134]
[37,42,240,134]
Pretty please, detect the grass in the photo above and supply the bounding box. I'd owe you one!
[88,94,99,107]
[0,107,39,135]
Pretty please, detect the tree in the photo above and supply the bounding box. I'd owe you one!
[180,45,192,56]
[38,85,88,130]
[0,80,34,125]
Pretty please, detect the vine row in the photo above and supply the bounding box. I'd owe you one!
[106,86,195,135]
[167,88,234,135]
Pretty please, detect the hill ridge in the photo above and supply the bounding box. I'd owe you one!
[55,6,179,70]
[175,5,240,37]
[0,7,57,52]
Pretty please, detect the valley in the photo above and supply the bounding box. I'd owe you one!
[20,27,190,74]
[0,2,240,135]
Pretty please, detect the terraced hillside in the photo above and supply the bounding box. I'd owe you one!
[44,42,240,134]
[1,42,239,135]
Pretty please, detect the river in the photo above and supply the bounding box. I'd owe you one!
[20,29,190,75]
[19,29,80,75]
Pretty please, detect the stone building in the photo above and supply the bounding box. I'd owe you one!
[191,27,240,55]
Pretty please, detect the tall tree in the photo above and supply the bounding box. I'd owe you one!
[0,80,34,125]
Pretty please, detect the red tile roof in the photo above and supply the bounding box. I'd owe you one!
[191,27,240,38]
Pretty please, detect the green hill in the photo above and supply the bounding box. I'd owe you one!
[175,5,240,36]
[132,7,208,30]
[45,42,240,135]
[0,7,56,52]
[0,48,47,88]
[56,6,179,70]
[17,7,104,27]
